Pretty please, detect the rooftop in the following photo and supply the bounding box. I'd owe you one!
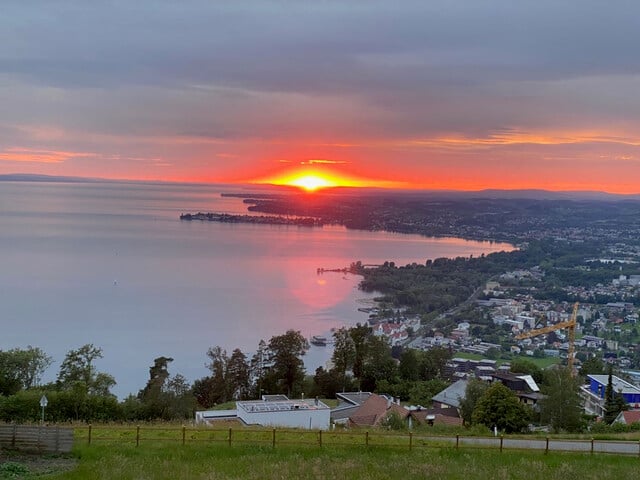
[588,375,640,395]
[432,379,468,408]
[237,398,330,414]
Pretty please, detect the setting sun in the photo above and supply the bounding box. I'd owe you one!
[249,163,407,191]
[288,174,335,191]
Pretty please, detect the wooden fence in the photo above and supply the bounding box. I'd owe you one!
[0,425,74,453]
[74,425,640,457]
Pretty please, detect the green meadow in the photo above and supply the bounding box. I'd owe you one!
[3,425,640,479]
[40,442,640,480]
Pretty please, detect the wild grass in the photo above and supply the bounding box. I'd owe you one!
[44,442,640,480]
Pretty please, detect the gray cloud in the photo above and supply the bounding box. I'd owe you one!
[1,0,640,180]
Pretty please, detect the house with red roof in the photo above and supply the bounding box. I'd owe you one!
[613,410,640,425]
[348,393,410,428]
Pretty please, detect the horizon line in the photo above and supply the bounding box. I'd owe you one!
[2,172,640,198]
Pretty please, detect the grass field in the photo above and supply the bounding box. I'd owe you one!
[452,352,561,369]
[39,442,640,480]
[5,425,640,478]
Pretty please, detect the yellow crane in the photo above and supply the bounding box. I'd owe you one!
[515,302,579,373]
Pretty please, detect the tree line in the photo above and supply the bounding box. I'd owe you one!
[0,330,314,423]
[1,332,628,433]
[0,325,450,423]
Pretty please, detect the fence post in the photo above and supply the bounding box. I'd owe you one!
[88,424,92,446]
[182,426,186,446]
[365,431,369,447]
[637,440,640,458]
[409,432,413,451]
[318,430,322,448]
[591,438,594,455]
[545,437,549,455]
[12,424,17,448]
[228,428,232,447]
[272,428,276,448]
[500,435,504,453]
[55,425,60,453]
[456,434,459,450]
[136,426,140,447]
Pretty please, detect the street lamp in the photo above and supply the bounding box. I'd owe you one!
[39,395,48,424]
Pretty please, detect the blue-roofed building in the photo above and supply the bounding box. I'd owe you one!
[581,374,640,416]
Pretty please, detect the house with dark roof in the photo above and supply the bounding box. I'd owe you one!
[490,372,544,406]
[431,379,468,410]
[347,393,410,428]
[330,392,373,425]
[410,407,463,427]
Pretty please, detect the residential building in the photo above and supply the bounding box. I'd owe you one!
[410,407,463,427]
[581,374,640,416]
[614,410,640,425]
[431,379,468,410]
[347,393,410,428]
[330,392,373,425]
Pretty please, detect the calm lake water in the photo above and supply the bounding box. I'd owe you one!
[0,181,513,397]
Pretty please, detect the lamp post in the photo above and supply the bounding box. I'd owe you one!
[39,395,48,425]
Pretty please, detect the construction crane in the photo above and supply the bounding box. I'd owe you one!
[515,302,579,373]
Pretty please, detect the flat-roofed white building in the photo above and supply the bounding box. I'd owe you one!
[236,397,330,430]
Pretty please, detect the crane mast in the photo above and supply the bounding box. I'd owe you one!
[515,302,579,373]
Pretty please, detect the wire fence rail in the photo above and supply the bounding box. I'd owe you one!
[73,425,640,457]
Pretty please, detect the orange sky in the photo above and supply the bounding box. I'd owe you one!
[1,3,639,194]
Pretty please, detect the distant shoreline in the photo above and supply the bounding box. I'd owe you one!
[2,174,640,200]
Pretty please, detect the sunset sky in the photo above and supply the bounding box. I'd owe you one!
[1,1,640,192]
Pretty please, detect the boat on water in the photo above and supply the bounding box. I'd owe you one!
[310,335,328,346]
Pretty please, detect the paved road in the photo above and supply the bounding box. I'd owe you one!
[420,435,640,456]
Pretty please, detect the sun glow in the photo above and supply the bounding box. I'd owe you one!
[287,174,336,191]
[251,163,405,191]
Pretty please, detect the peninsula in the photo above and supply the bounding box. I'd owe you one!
[179,212,322,227]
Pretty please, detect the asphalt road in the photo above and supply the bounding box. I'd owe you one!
[428,435,640,456]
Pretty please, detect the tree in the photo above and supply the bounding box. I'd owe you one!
[266,330,308,397]
[332,327,356,391]
[459,378,489,425]
[539,367,583,432]
[580,355,605,376]
[510,359,544,385]
[206,346,229,402]
[603,365,627,424]
[399,349,420,381]
[0,347,52,395]
[138,356,193,420]
[312,366,343,398]
[419,347,452,380]
[138,356,173,419]
[603,365,617,424]
[56,344,115,396]
[164,373,196,419]
[360,335,397,392]
[349,323,372,382]
[226,348,250,400]
[192,376,218,409]
[139,356,173,401]
[408,379,449,406]
[471,382,530,433]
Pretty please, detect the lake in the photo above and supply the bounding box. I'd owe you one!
[0,181,513,397]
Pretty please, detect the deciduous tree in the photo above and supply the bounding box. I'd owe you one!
[0,347,52,395]
[471,382,530,433]
[459,378,489,425]
[56,344,115,396]
[332,327,356,391]
[266,330,308,397]
[539,367,582,432]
